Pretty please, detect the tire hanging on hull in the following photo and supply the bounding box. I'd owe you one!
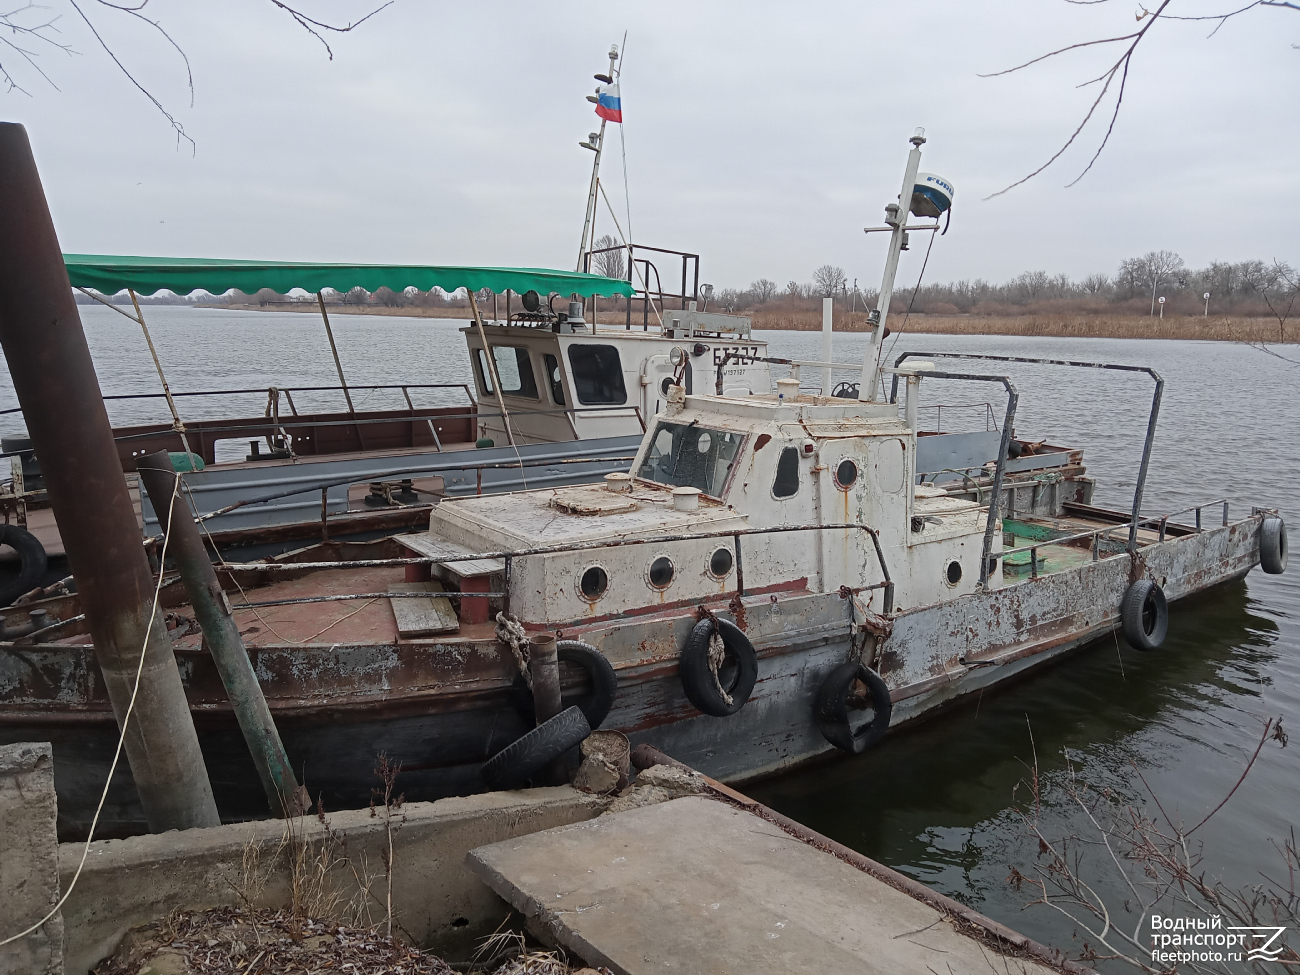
[0,525,46,607]
[512,640,619,730]
[679,617,757,717]
[816,661,892,754]
[1120,579,1168,651]
[1261,516,1288,575]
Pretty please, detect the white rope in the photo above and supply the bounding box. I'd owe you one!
[495,612,531,689]
[0,470,183,948]
[616,31,633,246]
[707,624,733,707]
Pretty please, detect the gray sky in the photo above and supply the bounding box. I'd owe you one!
[6,1,1297,291]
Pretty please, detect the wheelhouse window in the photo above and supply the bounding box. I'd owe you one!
[567,344,627,405]
[474,345,538,399]
[636,421,745,498]
[543,353,566,406]
[772,446,800,499]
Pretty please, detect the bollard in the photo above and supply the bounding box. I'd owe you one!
[0,123,218,832]
[528,633,569,785]
[528,633,562,724]
[137,452,306,818]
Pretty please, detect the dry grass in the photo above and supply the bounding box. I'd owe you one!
[744,310,1297,343]
[201,301,1296,345]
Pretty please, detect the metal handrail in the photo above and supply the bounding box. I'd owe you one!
[109,403,645,445]
[891,352,1163,555]
[215,522,897,614]
[0,382,476,417]
[185,453,638,526]
[997,499,1233,578]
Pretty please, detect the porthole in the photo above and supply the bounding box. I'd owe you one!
[945,560,963,586]
[834,459,859,490]
[708,547,734,578]
[579,565,609,600]
[661,377,675,396]
[648,556,674,589]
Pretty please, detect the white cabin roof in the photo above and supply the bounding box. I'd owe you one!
[431,481,746,550]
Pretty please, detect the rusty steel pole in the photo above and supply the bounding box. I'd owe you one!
[0,123,219,831]
[138,452,305,818]
[528,633,567,785]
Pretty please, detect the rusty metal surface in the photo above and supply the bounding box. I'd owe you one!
[0,510,1267,836]
[113,403,477,469]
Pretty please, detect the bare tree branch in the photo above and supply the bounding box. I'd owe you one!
[984,0,1172,199]
[984,0,1299,197]
[1,1,392,141]
[67,0,192,149]
[0,4,73,94]
[266,1,392,61]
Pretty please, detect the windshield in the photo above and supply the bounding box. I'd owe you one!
[636,421,745,497]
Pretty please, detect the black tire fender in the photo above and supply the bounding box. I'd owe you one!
[815,661,893,754]
[1261,516,1288,575]
[481,705,591,791]
[1120,579,1168,651]
[511,641,619,730]
[0,525,47,608]
[679,617,758,717]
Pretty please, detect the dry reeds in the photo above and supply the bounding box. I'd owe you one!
[745,311,1296,344]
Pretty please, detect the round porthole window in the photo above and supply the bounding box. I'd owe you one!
[834,459,859,490]
[648,556,675,588]
[709,547,734,578]
[945,560,963,586]
[580,565,609,600]
[661,377,675,396]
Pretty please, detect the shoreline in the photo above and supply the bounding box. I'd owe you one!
[198,303,1296,344]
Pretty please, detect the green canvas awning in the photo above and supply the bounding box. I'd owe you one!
[63,254,634,299]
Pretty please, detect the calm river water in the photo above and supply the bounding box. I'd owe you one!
[3,305,1296,964]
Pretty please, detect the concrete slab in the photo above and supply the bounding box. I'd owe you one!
[468,795,1056,975]
[59,786,608,975]
[0,741,64,975]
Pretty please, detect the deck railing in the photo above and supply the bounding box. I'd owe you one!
[998,499,1235,578]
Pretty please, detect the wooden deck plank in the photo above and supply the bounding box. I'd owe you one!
[395,532,505,578]
[388,580,459,637]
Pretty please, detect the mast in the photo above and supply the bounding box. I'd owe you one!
[576,45,620,272]
[859,128,926,402]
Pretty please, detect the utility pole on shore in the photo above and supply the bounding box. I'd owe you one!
[0,123,219,832]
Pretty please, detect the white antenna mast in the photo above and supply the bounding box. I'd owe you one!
[576,45,620,272]
[859,127,926,402]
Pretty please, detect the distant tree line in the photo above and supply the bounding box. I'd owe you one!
[718,253,1298,319]
[72,251,1297,323]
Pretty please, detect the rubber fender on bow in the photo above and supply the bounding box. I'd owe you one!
[1261,516,1288,575]
[815,661,893,754]
[1120,579,1168,651]
[512,641,619,730]
[0,525,47,608]
[481,705,591,791]
[679,617,758,717]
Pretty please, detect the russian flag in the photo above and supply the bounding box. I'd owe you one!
[595,83,622,123]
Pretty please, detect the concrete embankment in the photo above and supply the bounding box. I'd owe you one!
[3,737,1081,974]
[57,787,607,974]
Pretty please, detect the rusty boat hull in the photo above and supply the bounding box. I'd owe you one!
[0,509,1264,839]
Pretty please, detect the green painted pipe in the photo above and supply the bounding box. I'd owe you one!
[138,450,305,818]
